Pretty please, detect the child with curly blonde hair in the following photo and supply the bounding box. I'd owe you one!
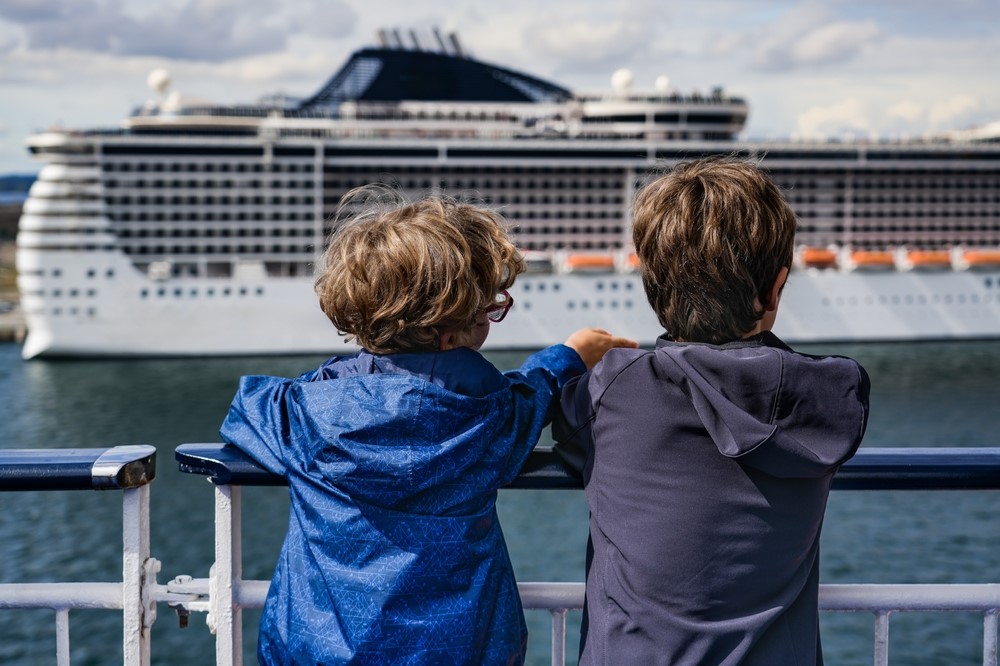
[222,186,635,665]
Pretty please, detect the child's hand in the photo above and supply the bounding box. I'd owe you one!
[564,328,639,369]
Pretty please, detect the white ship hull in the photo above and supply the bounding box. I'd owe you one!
[14,34,1000,357]
[16,242,1000,358]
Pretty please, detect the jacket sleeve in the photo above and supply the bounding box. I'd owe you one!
[494,344,586,484]
[552,371,596,474]
[219,375,295,478]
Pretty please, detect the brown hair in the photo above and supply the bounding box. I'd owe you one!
[631,156,796,343]
[315,186,525,353]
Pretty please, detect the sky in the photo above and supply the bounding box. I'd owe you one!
[0,0,998,175]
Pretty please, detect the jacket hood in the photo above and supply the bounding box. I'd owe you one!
[652,332,869,477]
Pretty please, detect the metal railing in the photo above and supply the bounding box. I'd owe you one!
[1,444,998,665]
[174,444,1000,666]
[0,445,157,666]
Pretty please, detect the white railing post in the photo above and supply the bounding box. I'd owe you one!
[56,608,70,666]
[211,483,243,666]
[550,609,568,666]
[985,609,999,666]
[122,483,152,666]
[873,611,890,666]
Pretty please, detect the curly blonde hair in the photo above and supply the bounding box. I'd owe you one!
[632,156,796,343]
[315,186,525,353]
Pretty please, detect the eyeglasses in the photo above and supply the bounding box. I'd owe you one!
[483,289,513,323]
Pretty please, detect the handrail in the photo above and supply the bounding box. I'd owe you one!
[174,443,1000,666]
[175,443,1000,490]
[0,444,157,490]
[0,445,158,666]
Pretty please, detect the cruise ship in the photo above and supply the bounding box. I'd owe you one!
[15,29,1000,358]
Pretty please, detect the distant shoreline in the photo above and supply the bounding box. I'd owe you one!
[0,207,23,343]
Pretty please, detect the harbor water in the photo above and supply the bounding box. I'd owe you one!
[1,340,999,665]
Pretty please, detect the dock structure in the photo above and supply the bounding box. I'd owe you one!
[1,444,999,665]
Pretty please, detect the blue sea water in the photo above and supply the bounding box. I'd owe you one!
[0,340,999,665]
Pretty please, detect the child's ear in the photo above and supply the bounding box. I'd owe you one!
[764,266,790,312]
[438,330,460,351]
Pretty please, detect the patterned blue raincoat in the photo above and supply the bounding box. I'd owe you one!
[221,344,585,665]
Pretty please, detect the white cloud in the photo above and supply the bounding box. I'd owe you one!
[886,100,923,123]
[788,20,881,66]
[0,0,357,62]
[527,19,650,64]
[928,94,979,129]
[745,5,882,71]
[792,98,875,140]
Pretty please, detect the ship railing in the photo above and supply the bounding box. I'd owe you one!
[174,443,1000,666]
[0,445,157,666]
[1,444,997,666]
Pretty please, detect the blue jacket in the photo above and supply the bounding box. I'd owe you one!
[221,344,585,665]
[555,332,870,666]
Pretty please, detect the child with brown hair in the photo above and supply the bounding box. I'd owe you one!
[221,186,636,665]
[555,157,870,665]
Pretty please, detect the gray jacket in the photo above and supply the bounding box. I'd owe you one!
[554,332,870,666]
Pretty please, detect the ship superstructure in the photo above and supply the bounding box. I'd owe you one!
[15,30,1000,358]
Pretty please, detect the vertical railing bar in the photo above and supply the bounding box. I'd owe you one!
[55,608,70,666]
[212,484,243,666]
[984,609,998,666]
[232,484,244,665]
[874,611,890,666]
[550,609,567,666]
[121,484,152,666]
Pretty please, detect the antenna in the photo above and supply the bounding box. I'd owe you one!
[433,28,448,53]
[448,32,464,57]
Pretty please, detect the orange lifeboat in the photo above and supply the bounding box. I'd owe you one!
[800,247,838,269]
[563,253,616,274]
[850,250,896,271]
[962,249,1000,269]
[906,250,952,270]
